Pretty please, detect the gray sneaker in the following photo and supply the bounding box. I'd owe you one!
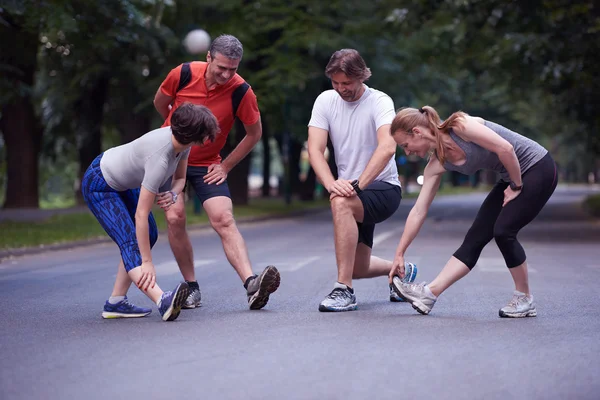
[183,286,202,309]
[247,266,281,310]
[390,262,418,302]
[499,291,537,318]
[319,282,358,312]
[391,277,437,315]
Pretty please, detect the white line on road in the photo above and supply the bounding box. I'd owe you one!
[373,229,400,247]
[285,256,321,272]
[151,259,217,277]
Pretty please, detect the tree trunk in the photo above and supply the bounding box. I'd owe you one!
[1,98,42,208]
[74,75,110,204]
[117,112,151,144]
[261,117,271,197]
[0,12,42,208]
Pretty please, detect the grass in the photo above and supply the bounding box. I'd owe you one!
[583,193,600,218]
[0,185,489,251]
[0,197,330,250]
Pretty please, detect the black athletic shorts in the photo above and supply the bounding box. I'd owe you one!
[185,166,231,203]
[356,181,402,248]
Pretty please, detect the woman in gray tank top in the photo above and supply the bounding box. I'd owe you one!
[387,106,557,318]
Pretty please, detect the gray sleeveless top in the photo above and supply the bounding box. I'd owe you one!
[442,120,547,182]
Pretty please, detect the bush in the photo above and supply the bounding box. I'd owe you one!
[583,194,600,218]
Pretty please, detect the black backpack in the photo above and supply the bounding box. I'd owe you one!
[176,62,250,117]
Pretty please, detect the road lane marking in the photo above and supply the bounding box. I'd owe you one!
[373,229,400,247]
[286,256,321,272]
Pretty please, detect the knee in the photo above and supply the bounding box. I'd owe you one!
[209,210,235,233]
[330,196,352,215]
[165,204,186,232]
[493,224,514,245]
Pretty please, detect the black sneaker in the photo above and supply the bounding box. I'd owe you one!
[246,266,280,310]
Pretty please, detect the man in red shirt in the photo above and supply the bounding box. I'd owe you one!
[153,34,280,310]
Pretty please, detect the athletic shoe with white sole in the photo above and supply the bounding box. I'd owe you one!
[319,282,358,312]
[158,282,189,321]
[391,277,437,315]
[499,291,537,318]
[102,296,152,319]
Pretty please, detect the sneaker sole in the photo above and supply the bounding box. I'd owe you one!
[182,303,201,309]
[499,309,537,318]
[318,303,358,312]
[162,283,189,322]
[101,311,151,319]
[391,279,431,315]
[249,266,281,310]
[389,295,406,303]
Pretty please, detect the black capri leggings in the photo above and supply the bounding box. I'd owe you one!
[454,152,558,269]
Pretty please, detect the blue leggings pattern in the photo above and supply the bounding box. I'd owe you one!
[81,154,158,272]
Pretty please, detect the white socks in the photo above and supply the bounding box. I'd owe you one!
[108,296,125,304]
[424,285,436,298]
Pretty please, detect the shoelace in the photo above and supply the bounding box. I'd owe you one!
[121,299,134,309]
[327,288,350,300]
[508,295,529,308]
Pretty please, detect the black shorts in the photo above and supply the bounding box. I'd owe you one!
[186,166,231,203]
[356,181,402,248]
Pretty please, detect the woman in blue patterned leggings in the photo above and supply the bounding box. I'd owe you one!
[82,103,219,321]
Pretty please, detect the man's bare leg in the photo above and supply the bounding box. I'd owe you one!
[202,196,253,282]
[330,196,365,287]
[165,195,196,281]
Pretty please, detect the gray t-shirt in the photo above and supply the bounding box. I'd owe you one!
[443,120,548,181]
[100,126,190,193]
[308,86,401,187]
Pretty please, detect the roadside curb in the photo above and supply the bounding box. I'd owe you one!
[0,207,330,261]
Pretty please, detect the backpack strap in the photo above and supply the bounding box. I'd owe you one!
[231,82,250,117]
[176,62,192,93]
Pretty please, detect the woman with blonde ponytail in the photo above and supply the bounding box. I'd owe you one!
[388,106,557,318]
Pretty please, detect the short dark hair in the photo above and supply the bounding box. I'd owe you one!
[171,103,219,145]
[325,49,372,81]
[209,34,243,60]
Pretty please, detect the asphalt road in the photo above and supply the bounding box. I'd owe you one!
[1,186,599,400]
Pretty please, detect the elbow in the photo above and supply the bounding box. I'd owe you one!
[499,143,514,156]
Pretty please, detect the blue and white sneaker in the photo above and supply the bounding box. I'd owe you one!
[158,282,189,322]
[390,262,418,302]
[102,296,152,319]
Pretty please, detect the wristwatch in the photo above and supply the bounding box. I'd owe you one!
[170,191,178,204]
[509,181,523,191]
[351,180,363,195]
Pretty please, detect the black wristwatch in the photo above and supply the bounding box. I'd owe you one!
[351,179,363,195]
[509,181,523,191]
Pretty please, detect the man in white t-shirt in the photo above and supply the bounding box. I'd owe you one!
[307,49,417,312]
